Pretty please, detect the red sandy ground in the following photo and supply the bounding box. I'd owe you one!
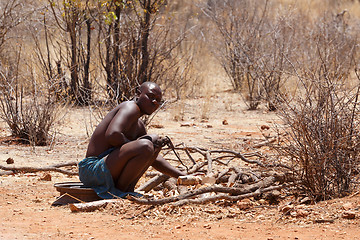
[0,90,359,239]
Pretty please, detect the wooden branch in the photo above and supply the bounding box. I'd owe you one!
[173,184,287,206]
[227,172,238,187]
[183,145,196,165]
[128,176,280,206]
[212,157,231,166]
[209,149,265,167]
[52,161,77,168]
[0,165,77,176]
[187,161,207,174]
[0,170,13,176]
[187,146,207,156]
[69,199,121,212]
[136,174,169,192]
[253,138,276,148]
[171,146,277,168]
[216,168,230,182]
[206,151,213,175]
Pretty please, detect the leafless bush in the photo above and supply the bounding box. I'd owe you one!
[0,1,65,146]
[0,53,64,146]
[152,2,201,100]
[0,1,24,52]
[203,0,264,109]
[203,0,297,110]
[273,13,359,200]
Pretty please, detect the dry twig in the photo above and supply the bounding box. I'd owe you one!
[0,161,78,175]
[128,176,284,206]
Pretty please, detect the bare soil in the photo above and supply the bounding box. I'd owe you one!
[1,90,360,240]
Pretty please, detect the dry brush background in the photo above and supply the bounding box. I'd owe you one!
[0,0,360,237]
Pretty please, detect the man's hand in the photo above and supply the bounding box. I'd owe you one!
[153,136,170,148]
[138,134,169,148]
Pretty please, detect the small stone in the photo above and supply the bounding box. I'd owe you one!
[6,158,14,164]
[180,122,193,127]
[237,199,252,210]
[342,211,356,219]
[342,202,354,211]
[300,196,312,204]
[39,173,52,181]
[222,120,228,125]
[294,209,310,217]
[260,125,270,130]
[203,224,211,229]
[280,204,294,214]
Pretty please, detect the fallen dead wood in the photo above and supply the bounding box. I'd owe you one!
[173,184,287,206]
[187,161,207,174]
[253,138,277,148]
[165,145,290,170]
[0,170,13,176]
[209,149,266,167]
[52,161,78,168]
[0,162,78,176]
[137,143,291,193]
[136,174,170,192]
[128,176,283,206]
[69,199,121,212]
[163,178,177,191]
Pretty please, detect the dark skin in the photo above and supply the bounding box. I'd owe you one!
[86,82,185,192]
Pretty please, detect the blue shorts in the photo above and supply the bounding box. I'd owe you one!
[78,148,142,199]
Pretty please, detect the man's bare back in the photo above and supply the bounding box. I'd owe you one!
[86,101,146,158]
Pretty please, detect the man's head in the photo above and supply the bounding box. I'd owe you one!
[136,82,162,115]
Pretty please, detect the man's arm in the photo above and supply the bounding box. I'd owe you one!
[151,155,186,178]
[105,102,140,147]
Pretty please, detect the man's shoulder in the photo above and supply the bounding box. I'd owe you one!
[116,101,140,116]
[118,101,138,109]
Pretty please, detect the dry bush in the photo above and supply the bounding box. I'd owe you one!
[276,73,360,201]
[273,13,360,201]
[203,0,299,110]
[0,55,65,146]
[0,1,66,146]
[156,1,203,100]
[203,0,266,109]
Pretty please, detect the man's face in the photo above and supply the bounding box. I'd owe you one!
[138,84,162,115]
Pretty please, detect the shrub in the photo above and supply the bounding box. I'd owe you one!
[273,13,359,200]
[0,58,64,146]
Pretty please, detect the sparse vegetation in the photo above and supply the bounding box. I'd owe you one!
[0,0,359,201]
[272,9,359,201]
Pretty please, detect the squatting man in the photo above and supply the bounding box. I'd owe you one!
[78,81,187,198]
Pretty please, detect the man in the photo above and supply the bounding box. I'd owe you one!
[78,82,185,199]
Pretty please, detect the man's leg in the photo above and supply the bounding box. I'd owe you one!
[105,139,160,192]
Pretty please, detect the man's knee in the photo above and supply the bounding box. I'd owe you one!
[137,139,155,156]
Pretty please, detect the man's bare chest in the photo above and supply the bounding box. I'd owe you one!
[124,120,144,140]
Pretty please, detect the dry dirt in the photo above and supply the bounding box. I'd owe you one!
[0,90,360,240]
